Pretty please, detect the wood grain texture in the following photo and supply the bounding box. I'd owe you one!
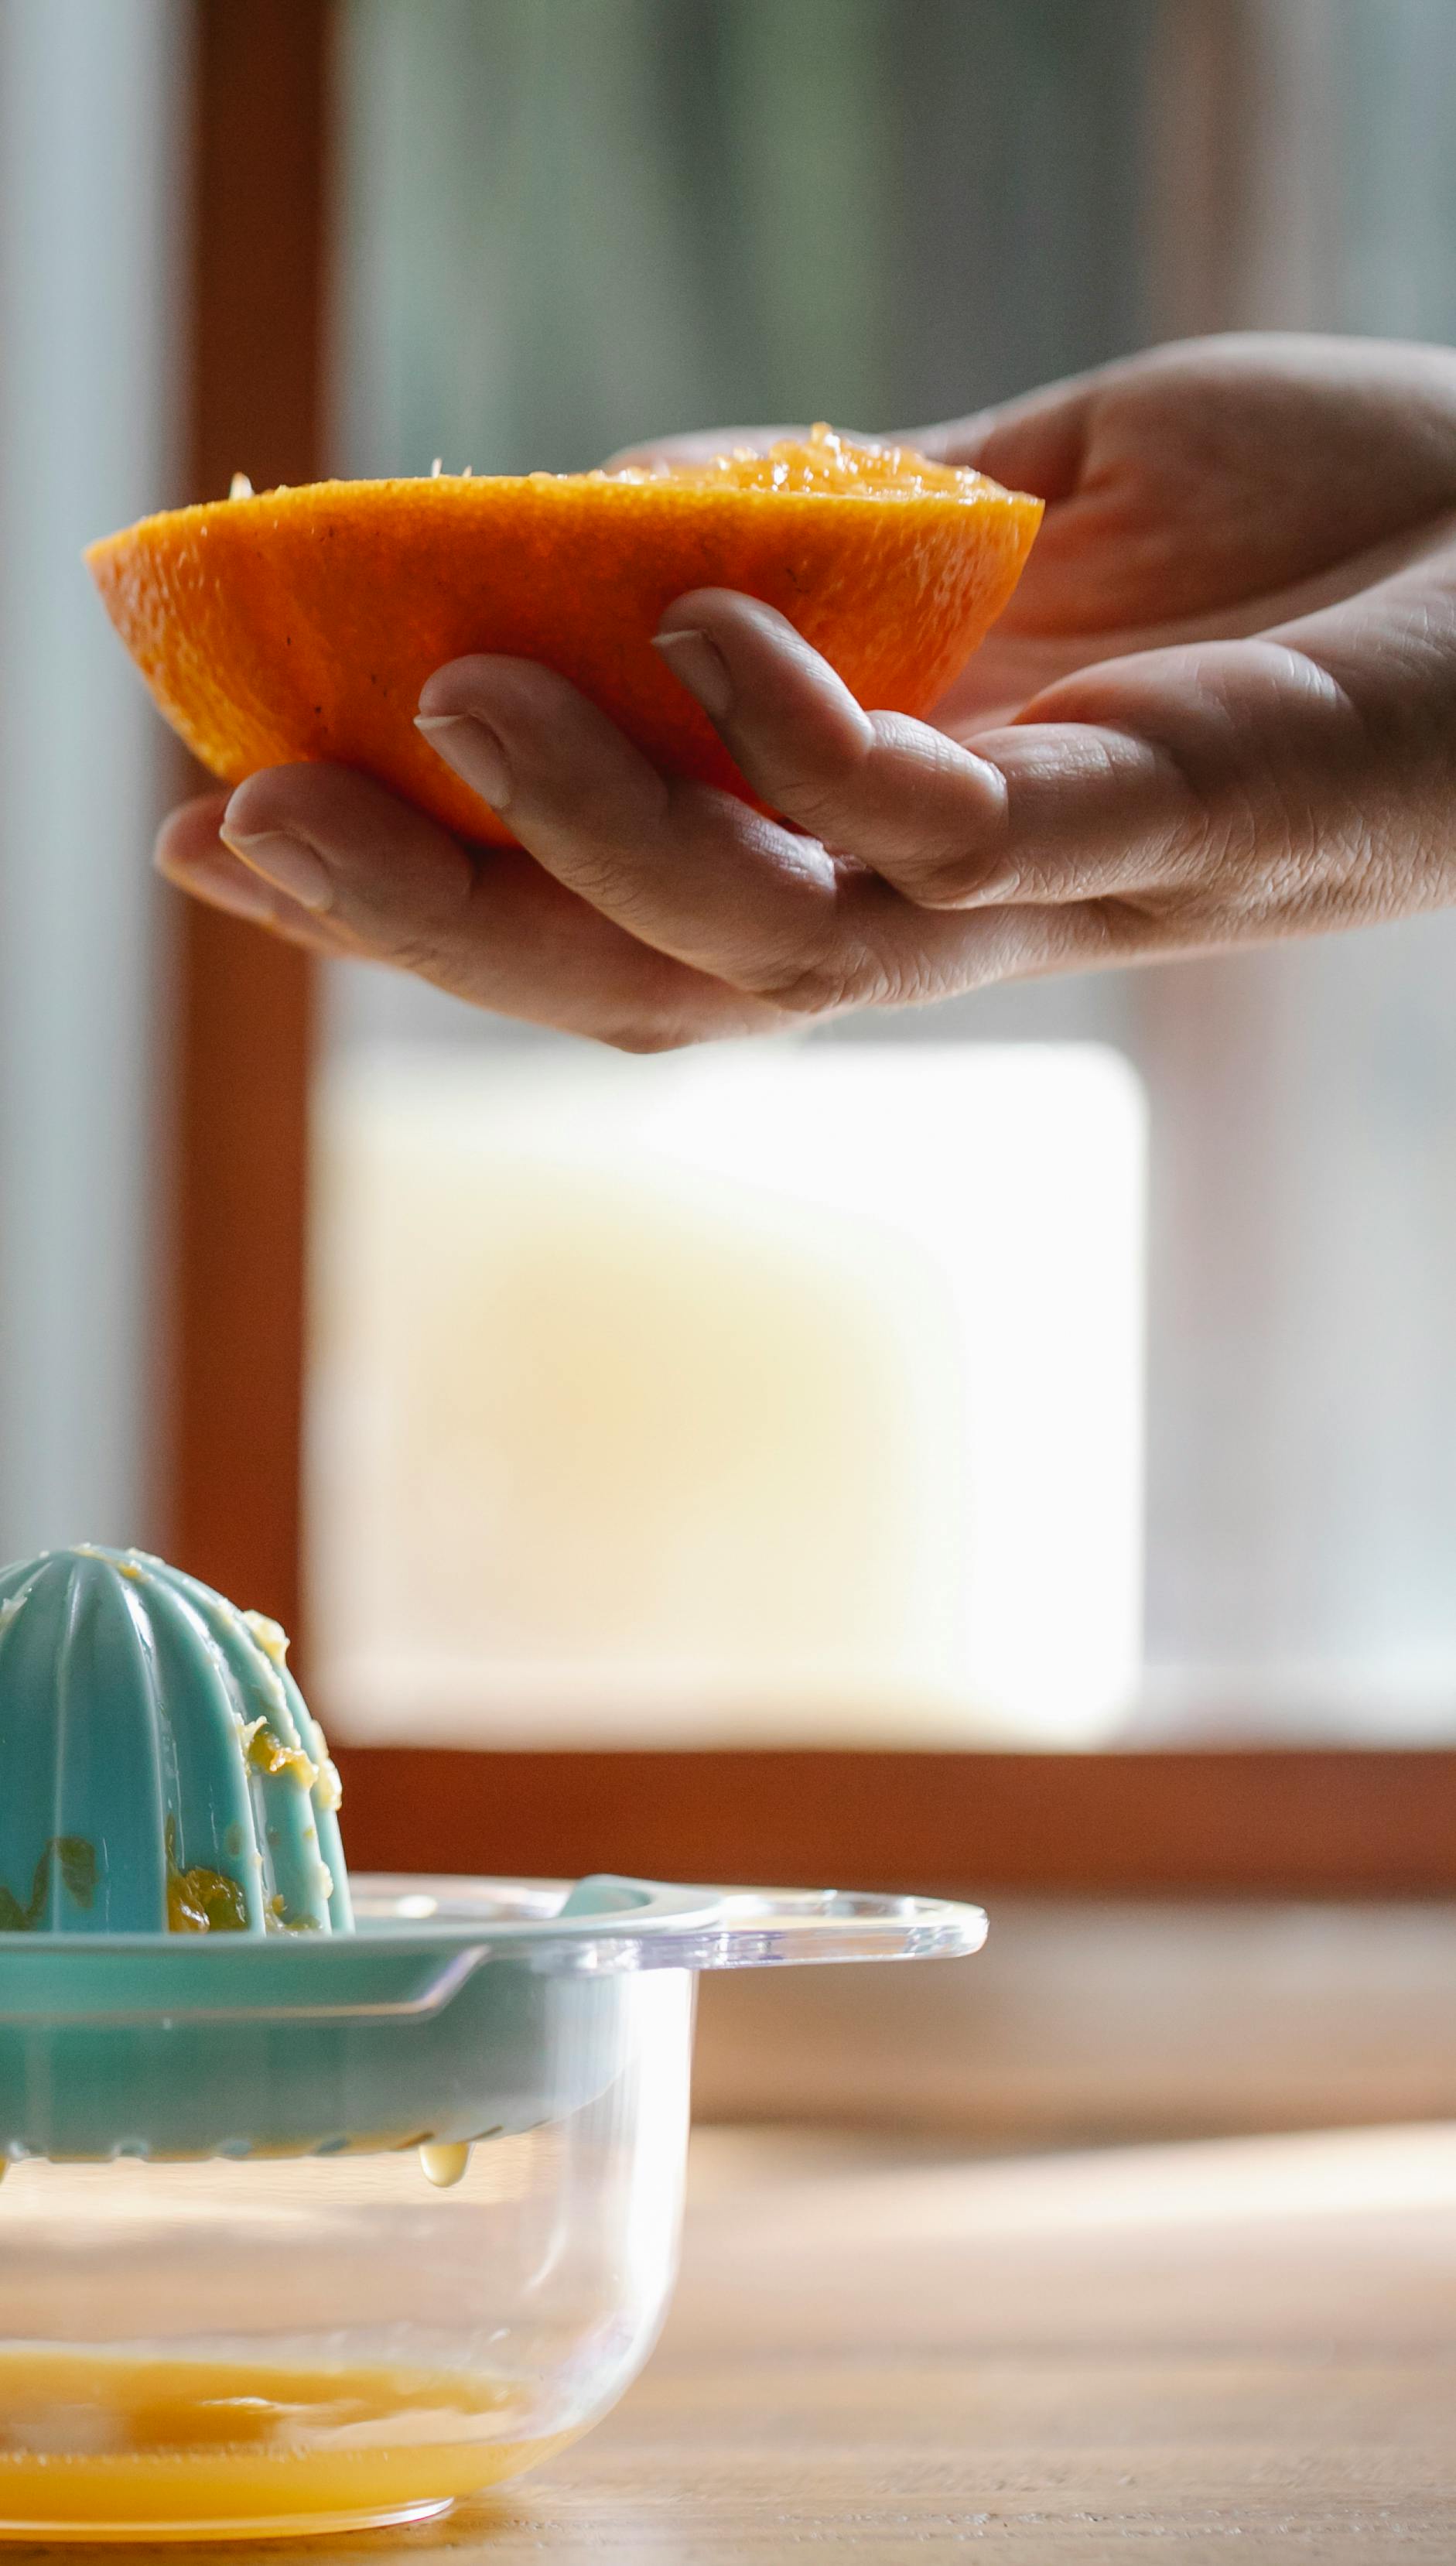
[332,1743,1456,1896]
[177,2123,1456,2563]
[690,1901,1456,2143]
[161,0,330,1643]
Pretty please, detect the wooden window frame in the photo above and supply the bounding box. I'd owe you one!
[164,0,322,1644]
[162,5,1456,1905]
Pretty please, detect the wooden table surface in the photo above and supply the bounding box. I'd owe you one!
[44,2122,1456,2563]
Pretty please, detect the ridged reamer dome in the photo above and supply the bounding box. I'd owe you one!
[0,1548,351,1935]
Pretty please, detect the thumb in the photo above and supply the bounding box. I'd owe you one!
[944,636,1371,919]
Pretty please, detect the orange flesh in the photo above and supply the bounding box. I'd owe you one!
[0,2351,573,2540]
[85,425,1042,850]
[625,428,1000,498]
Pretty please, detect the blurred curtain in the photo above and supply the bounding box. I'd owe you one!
[335,0,1152,475]
[0,0,184,1555]
[1129,0,1456,1727]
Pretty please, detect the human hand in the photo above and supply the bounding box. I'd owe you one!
[158,334,1456,1048]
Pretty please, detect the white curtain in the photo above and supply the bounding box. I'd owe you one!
[0,0,185,1557]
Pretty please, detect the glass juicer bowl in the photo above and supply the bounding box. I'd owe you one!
[0,1870,986,2542]
[0,1545,986,2540]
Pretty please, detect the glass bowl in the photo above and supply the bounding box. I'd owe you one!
[0,1872,985,2542]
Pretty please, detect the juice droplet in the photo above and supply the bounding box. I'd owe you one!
[419,2142,470,2189]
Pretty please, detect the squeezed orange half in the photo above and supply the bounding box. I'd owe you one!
[85,424,1042,847]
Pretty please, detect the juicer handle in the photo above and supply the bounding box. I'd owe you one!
[571,1877,988,1969]
[707,1883,987,1966]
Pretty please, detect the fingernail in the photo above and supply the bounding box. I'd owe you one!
[651,626,733,720]
[220,826,334,914]
[156,850,276,925]
[415,712,513,812]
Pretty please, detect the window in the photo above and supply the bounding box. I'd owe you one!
[15,1,1456,1898]
[317,0,1156,1757]
[0,0,180,1557]
[309,1038,1144,1746]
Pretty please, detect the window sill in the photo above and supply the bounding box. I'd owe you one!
[692,1898,1456,2145]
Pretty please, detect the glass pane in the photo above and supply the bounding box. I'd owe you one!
[0,0,180,1554]
[315,0,1456,1749]
[309,1041,1143,1745]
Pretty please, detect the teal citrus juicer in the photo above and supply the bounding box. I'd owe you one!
[0,1545,986,2543]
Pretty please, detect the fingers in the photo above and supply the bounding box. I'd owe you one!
[624,590,1186,915]
[156,794,361,956]
[415,651,907,1008]
[415,647,1122,1014]
[158,794,277,922]
[651,590,1010,898]
[637,594,1385,930]
[412,611,1006,958]
[400,623,1177,997]
[158,771,788,1049]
